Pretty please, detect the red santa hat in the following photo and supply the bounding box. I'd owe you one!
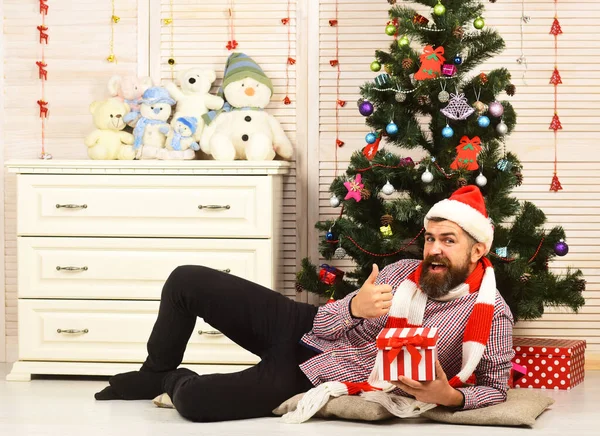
[424,185,494,254]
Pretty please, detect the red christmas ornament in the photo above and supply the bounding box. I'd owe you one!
[40,0,48,15]
[412,13,429,25]
[363,134,382,160]
[319,264,344,285]
[450,136,482,171]
[226,40,238,50]
[330,59,339,67]
[37,99,49,118]
[37,25,49,44]
[329,19,338,26]
[550,68,562,85]
[281,17,290,25]
[479,72,488,84]
[550,18,563,35]
[550,114,562,131]
[36,61,48,80]
[326,298,336,304]
[287,57,296,66]
[337,99,346,107]
[283,96,291,105]
[550,174,563,192]
[414,45,445,80]
[336,139,345,147]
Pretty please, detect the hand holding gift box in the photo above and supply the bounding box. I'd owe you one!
[375,327,439,381]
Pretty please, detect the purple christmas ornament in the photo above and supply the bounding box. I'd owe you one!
[488,101,505,117]
[359,101,374,116]
[554,239,569,256]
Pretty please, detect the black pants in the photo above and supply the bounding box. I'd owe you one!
[143,265,318,422]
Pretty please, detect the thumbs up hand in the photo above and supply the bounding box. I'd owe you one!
[350,264,393,319]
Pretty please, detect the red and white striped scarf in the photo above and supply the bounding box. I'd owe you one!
[282,258,496,423]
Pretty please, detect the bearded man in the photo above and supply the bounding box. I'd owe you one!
[95,185,514,423]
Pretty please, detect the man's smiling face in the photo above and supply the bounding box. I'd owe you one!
[419,219,483,299]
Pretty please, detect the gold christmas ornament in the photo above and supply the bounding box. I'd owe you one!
[112,15,120,24]
[473,101,486,114]
[380,225,393,237]
[165,0,175,79]
[107,54,116,63]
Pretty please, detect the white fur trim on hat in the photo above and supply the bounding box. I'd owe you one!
[425,199,494,253]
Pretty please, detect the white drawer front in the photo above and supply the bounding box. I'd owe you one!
[17,174,274,238]
[18,237,273,299]
[18,300,259,364]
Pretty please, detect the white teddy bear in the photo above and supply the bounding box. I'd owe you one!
[158,116,199,160]
[165,68,224,141]
[84,98,135,160]
[200,53,293,161]
[132,87,175,160]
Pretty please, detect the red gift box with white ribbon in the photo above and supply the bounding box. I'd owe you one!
[375,327,438,381]
[512,337,586,390]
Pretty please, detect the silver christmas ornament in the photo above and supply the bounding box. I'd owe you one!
[381,180,395,195]
[476,173,488,187]
[496,122,508,136]
[395,92,407,103]
[438,90,450,103]
[329,194,340,207]
[334,246,347,259]
[421,169,434,184]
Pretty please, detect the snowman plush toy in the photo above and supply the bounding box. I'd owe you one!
[133,87,175,159]
[200,53,293,161]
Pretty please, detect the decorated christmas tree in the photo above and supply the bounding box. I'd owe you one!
[296,0,585,321]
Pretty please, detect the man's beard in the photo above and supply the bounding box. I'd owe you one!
[419,255,471,299]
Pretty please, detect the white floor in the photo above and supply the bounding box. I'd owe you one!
[0,363,598,436]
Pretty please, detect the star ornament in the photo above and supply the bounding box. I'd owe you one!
[344,174,364,202]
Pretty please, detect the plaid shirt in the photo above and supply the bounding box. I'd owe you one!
[299,259,515,410]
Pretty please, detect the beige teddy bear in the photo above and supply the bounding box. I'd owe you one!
[84,98,135,160]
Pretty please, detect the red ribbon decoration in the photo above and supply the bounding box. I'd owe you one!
[421,45,445,63]
[376,334,435,365]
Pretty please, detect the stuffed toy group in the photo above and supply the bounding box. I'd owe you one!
[86,53,293,161]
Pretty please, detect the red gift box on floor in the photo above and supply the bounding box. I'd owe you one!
[375,327,438,381]
[512,337,586,390]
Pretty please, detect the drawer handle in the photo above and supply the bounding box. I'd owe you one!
[198,329,224,336]
[56,266,88,271]
[220,268,231,274]
[56,204,88,209]
[57,329,89,334]
[198,204,231,210]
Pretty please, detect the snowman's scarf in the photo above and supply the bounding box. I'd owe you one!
[133,118,167,150]
[202,102,263,126]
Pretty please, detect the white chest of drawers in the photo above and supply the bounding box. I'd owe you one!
[5,160,290,381]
